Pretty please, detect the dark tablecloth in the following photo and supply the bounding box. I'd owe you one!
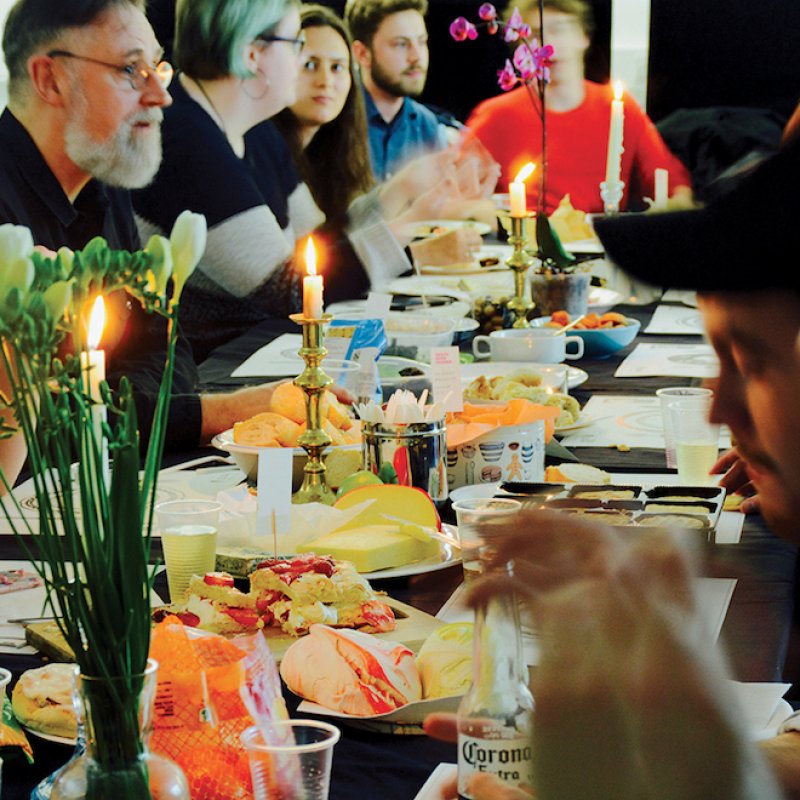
[3,300,797,800]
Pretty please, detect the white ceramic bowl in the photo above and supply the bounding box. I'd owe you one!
[211,429,361,487]
[383,313,456,362]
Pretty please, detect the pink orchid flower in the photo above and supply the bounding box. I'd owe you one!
[497,59,518,91]
[478,3,497,20]
[450,16,478,41]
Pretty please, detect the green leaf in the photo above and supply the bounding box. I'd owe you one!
[536,214,576,270]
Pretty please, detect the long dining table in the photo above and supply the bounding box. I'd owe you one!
[2,299,798,800]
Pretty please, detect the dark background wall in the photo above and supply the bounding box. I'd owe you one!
[150,0,800,125]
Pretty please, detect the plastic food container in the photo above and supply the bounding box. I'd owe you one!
[383,313,456,362]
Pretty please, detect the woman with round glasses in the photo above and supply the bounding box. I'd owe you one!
[132,0,411,360]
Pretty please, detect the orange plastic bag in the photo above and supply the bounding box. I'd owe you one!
[446,399,560,447]
[150,617,289,800]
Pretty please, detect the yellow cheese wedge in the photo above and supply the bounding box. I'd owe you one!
[333,485,441,530]
[298,524,440,573]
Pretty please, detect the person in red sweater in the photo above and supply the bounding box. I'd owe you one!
[466,0,692,214]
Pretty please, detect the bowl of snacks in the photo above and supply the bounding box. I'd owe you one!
[383,313,456,362]
[532,311,640,358]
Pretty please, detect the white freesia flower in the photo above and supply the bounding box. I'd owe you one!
[0,256,34,296]
[144,234,173,298]
[42,280,73,322]
[0,224,34,265]
[56,247,74,274]
[169,211,206,301]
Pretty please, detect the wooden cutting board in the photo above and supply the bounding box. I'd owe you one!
[25,596,443,664]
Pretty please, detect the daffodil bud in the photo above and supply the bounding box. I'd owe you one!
[42,279,73,322]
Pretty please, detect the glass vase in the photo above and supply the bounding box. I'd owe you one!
[530,268,591,318]
[50,659,189,800]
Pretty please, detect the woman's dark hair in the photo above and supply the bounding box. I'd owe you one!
[273,4,374,227]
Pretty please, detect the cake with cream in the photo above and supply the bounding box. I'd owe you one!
[280,624,421,715]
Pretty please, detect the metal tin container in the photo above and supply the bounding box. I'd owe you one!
[362,419,447,503]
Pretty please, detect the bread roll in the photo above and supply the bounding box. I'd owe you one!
[12,663,78,739]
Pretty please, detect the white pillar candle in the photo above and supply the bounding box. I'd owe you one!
[509,162,535,218]
[302,237,323,319]
[81,296,109,482]
[605,82,625,186]
[654,168,669,210]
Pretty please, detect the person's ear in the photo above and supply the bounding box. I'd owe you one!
[243,41,262,73]
[351,39,371,72]
[27,54,67,107]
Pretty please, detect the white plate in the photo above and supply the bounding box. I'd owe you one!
[212,429,360,458]
[460,361,588,391]
[388,273,514,303]
[588,286,623,311]
[361,525,461,580]
[296,693,462,734]
[564,238,604,254]
[378,356,432,387]
[413,219,492,238]
[449,483,501,503]
[420,245,512,276]
[326,299,472,319]
[23,724,76,746]
[554,412,594,434]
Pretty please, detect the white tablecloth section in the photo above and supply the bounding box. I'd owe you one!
[644,305,706,335]
[615,343,720,378]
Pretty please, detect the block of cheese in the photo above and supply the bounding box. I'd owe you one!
[297,523,440,572]
[333,485,441,531]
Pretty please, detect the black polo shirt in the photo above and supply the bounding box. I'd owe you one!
[0,108,202,450]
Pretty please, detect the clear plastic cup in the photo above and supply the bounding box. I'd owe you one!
[669,398,720,485]
[155,499,223,530]
[656,387,713,469]
[451,497,522,582]
[241,721,341,800]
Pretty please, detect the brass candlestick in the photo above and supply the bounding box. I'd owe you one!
[505,214,536,328]
[290,312,336,505]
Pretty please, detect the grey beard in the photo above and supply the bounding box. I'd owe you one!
[65,111,163,189]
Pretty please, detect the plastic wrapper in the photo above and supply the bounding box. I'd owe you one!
[149,616,291,800]
[327,318,386,403]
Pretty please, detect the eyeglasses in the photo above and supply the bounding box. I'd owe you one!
[47,50,174,91]
[255,34,307,55]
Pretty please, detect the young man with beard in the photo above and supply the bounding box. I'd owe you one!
[0,0,302,456]
[345,0,447,181]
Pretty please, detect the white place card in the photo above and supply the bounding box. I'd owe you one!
[257,449,293,537]
[662,289,698,307]
[430,347,463,412]
[644,305,706,335]
[364,291,392,320]
[615,343,720,378]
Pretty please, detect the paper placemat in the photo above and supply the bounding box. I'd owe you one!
[559,395,732,449]
[414,763,457,800]
[644,305,705,335]
[615,343,720,378]
[438,576,736,648]
[662,289,698,307]
[230,333,303,378]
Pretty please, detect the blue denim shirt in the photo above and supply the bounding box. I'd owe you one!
[363,88,447,181]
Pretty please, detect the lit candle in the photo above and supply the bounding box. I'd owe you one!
[302,237,323,319]
[509,162,536,218]
[605,82,625,186]
[80,296,108,479]
[654,168,669,210]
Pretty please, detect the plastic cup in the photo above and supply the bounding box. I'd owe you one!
[668,399,720,485]
[241,721,341,800]
[155,499,223,530]
[656,387,713,469]
[160,525,217,602]
[451,498,522,582]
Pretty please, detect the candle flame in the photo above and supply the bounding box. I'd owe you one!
[305,237,317,277]
[613,81,623,101]
[514,162,536,183]
[87,296,105,351]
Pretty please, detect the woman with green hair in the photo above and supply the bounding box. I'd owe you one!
[132,0,414,360]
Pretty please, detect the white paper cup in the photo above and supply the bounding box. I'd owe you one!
[242,721,341,800]
[656,387,713,469]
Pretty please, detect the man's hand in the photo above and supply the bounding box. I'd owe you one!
[712,447,760,513]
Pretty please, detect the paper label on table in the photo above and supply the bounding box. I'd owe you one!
[615,343,720,378]
[364,291,392,320]
[257,449,292,535]
[430,347,463,412]
[644,305,705,335]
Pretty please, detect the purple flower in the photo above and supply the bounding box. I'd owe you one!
[497,59,518,91]
[513,43,535,81]
[513,41,554,82]
[450,16,478,42]
[487,20,499,34]
[478,3,497,21]
[504,7,526,41]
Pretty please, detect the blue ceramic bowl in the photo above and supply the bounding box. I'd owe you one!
[531,316,641,358]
